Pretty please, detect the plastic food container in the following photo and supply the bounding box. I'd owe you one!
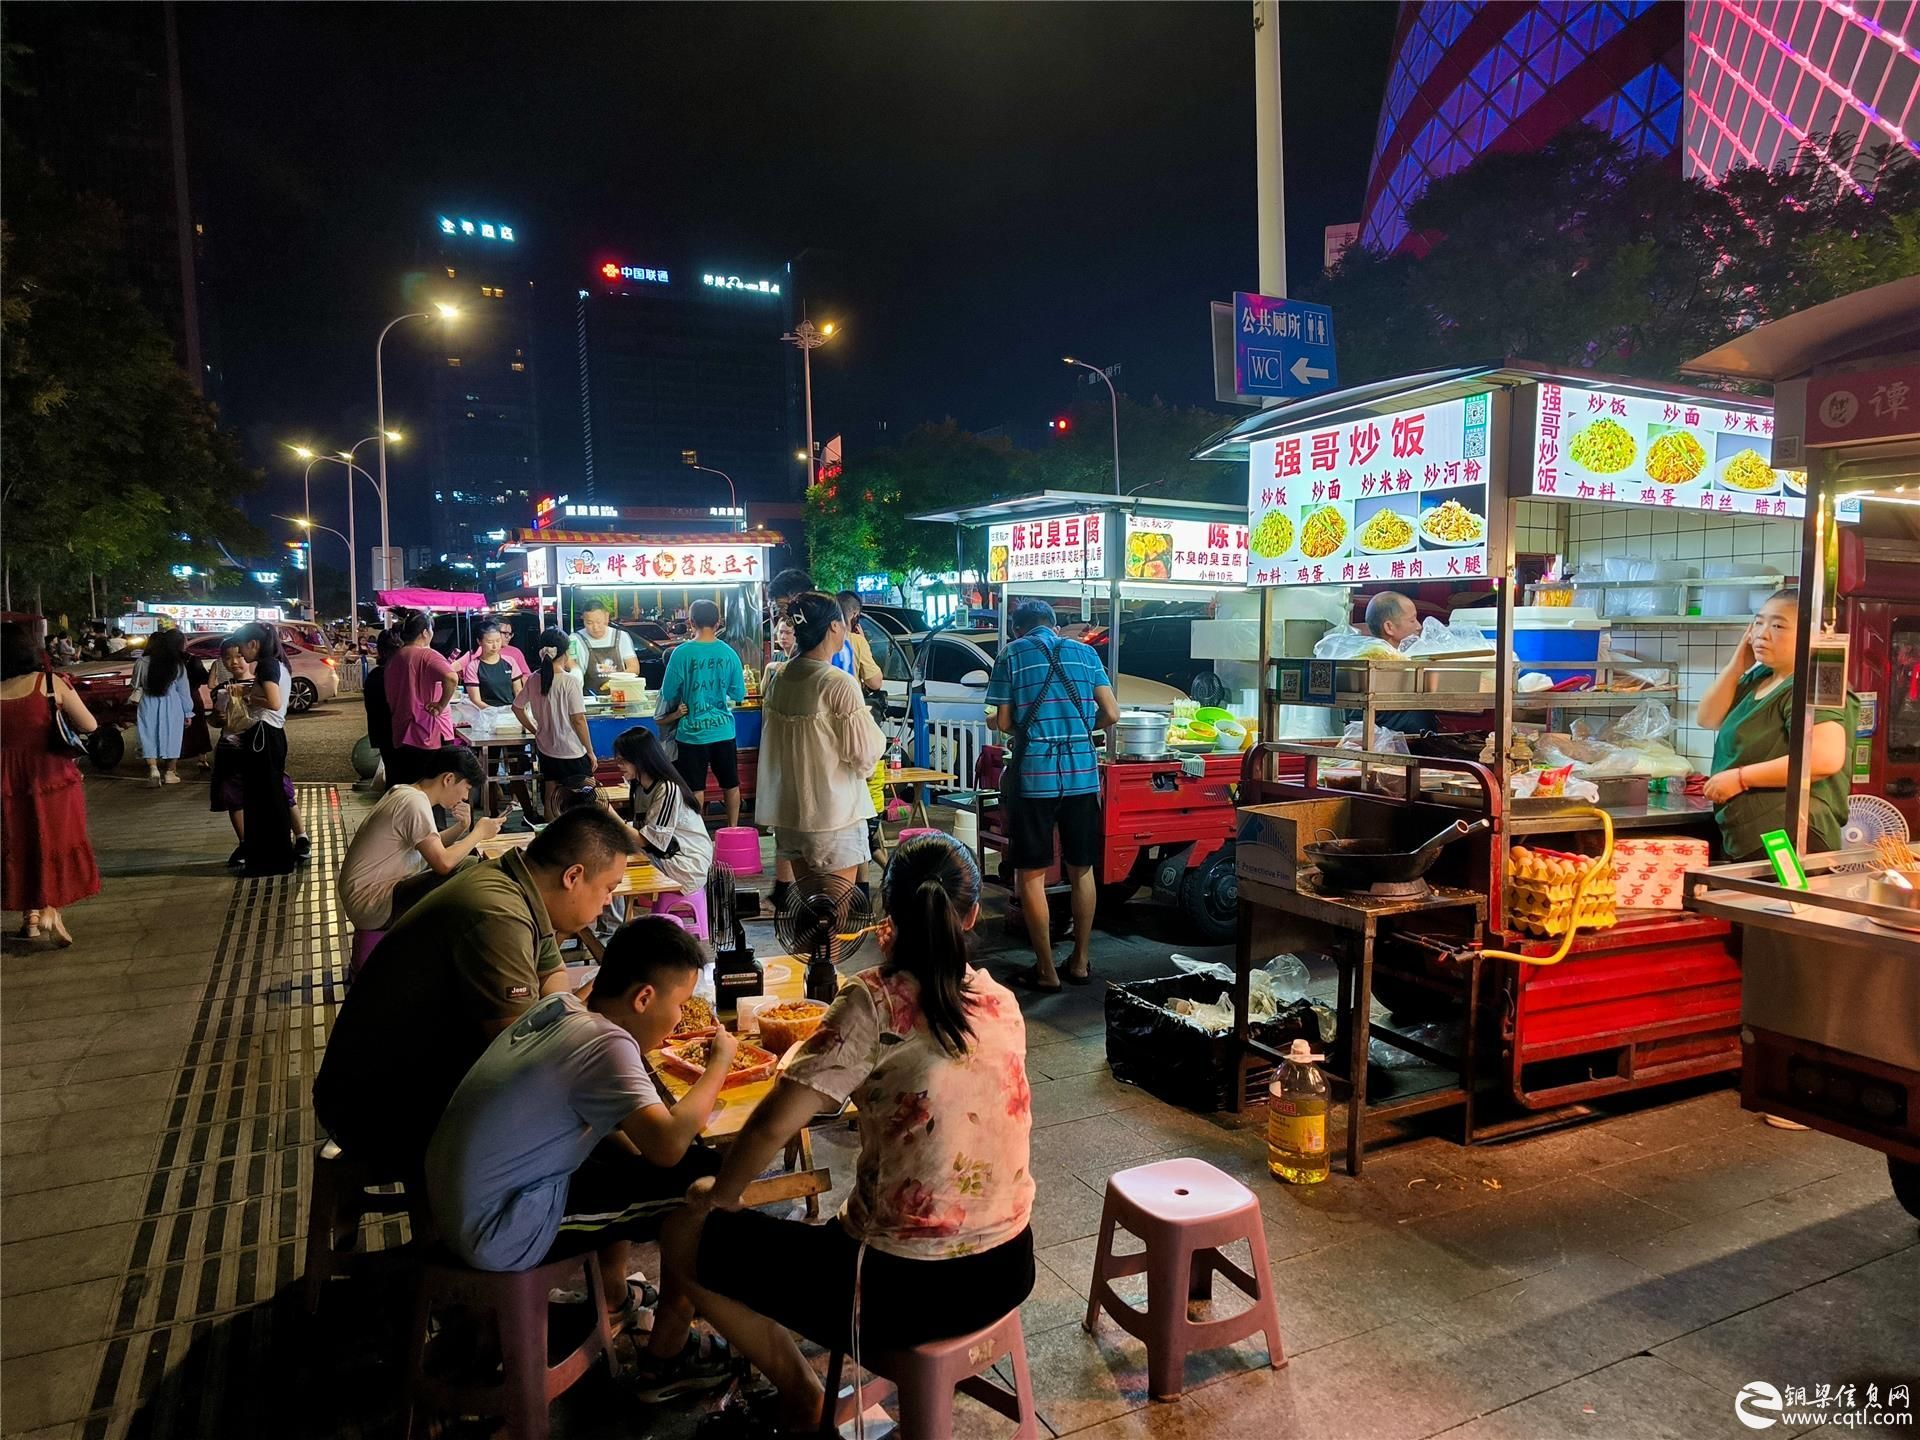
[756,999,828,1055]
[658,1037,779,1089]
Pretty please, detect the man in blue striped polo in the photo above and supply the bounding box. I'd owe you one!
[987,600,1120,991]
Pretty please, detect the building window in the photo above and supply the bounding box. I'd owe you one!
[510,361,526,372]
[446,267,457,279]
[447,357,463,367]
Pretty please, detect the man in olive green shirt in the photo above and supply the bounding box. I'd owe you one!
[315,806,634,1175]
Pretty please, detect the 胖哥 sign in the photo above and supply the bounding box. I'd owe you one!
[986,514,1108,585]
[555,545,766,586]
[1124,516,1248,585]
[1533,382,1794,517]
[1247,393,1493,587]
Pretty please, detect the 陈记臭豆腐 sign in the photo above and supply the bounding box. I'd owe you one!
[1246,393,1492,587]
[556,545,765,585]
[1534,382,1796,517]
[1124,516,1248,585]
[987,515,1108,585]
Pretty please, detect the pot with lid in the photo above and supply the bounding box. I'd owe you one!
[1111,710,1171,760]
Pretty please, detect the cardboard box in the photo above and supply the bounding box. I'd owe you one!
[1236,797,1393,890]
[1613,836,1709,910]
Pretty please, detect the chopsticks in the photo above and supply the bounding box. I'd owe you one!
[1874,834,1918,876]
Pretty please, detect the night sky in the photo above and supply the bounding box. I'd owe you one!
[179,2,1397,547]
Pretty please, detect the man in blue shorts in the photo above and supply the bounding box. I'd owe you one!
[986,600,1119,991]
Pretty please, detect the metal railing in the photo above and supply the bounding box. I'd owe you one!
[919,717,990,790]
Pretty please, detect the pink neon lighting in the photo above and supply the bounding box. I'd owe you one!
[1712,0,1920,161]
[1690,32,1872,196]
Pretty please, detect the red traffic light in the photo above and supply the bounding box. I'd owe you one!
[1050,416,1071,433]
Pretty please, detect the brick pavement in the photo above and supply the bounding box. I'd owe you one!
[2,771,1915,1439]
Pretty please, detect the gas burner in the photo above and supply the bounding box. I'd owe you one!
[1365,877,1433,899]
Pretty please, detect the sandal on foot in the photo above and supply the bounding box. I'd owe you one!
[1008,964,1063,994]
[627,1332,735,1404]
[1064,967,1094,986]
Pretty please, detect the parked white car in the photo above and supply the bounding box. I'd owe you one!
[184,628,341,712]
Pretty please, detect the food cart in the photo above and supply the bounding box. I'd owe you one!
[913,491,1275,940]
[1678,276,1920,1217]
[1195,363,1800,1171]
[502,529,778,804]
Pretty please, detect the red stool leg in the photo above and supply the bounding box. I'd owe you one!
[401,1271,434,1439]
[895,1362,957,1440]
[1002,1314,1041,1439]
[1144,1234,1194,1400]
[498,1270,553,1440]
[1083,1195,1119,1333]
[1242,1212,1288,1370]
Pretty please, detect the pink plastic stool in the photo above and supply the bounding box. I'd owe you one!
[650,886,709,940]
[894,827,942,844]
[1085,1157,1286,1399]
[713,826,764,877]
[348,929,385,980]
[819,1307,1039,1439]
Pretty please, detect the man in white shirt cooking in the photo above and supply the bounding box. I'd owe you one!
[568,603,639,698]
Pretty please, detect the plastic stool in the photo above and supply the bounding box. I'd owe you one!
[713,826,764,876]
[348,928,385,980]
[895,827,942,844]
[1084,1157,1286,1399]
[650,885,710,940]
[404,1249,616,1440]
[819,1308,1039,1439]
[303,1140,431,1313]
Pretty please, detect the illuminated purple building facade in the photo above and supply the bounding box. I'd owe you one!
[1684,1,1920,190]
[1359,1,1685,253]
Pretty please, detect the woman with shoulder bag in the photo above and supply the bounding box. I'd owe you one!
[0,622,101,945]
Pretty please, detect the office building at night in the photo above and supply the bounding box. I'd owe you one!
[574,259,795,509]
[422,212,542,559]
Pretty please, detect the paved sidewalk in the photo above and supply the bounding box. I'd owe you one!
[2,772,1915,1439]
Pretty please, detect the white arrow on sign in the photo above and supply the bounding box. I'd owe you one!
[1291,356,1330,385]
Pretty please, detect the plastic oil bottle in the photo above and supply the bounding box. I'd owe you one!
[1267,1039,1330,1184]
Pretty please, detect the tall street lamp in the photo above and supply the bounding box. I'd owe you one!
[781,318,838,487]
[1062,357,1122,496]
[287,447,333,618]
[681,450,740,524]
[277,515,348,616]
[375,304,458,585]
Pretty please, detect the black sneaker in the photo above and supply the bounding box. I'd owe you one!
[627,1333,736,1405]
[294,835,312,861]
[226,847,245,868]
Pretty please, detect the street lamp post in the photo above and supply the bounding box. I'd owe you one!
[781,318,838,487]
[680,450,740,525]
[375,305,457,586]
[1063,357,1121,495]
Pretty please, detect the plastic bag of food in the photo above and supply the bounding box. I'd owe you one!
[1401,616,1492,655]
[1603,701,1677,746]
[1339,721,1410,754]
[1169,953,1325,1031]
[1313,630,1401,661]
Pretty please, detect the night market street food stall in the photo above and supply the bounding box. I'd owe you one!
[1195,363,1804,1173]
[498,528,778,802]
[1678,277,1920,1217]
[914,491,1282,941]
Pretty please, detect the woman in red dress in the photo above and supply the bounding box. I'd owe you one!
[2,622,101,945]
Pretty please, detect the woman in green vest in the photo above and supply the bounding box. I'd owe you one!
[1697,589,1858,861]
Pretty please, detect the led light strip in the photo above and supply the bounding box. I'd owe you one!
[1690,32,1872,196]
[1715,0,1920,161]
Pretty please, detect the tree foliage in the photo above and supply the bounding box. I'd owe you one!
[2,127,260,616]
[1307,127,1920,387]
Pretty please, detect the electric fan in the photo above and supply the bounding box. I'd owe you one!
[774,874,878,1002]
[1845,794,1910,848]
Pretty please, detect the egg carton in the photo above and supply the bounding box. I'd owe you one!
[1506,844,1617,937]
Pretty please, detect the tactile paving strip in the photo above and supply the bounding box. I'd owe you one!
[78,785,405,1440]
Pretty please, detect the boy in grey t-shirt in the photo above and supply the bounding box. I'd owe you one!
[426,918,737,1371]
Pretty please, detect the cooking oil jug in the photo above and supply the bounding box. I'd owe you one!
[1267,1038,1330,1184]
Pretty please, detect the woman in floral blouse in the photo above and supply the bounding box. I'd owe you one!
[655,833,1035,1434]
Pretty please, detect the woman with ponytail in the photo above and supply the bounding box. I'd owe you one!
[651,833,1035,1433]
[513,627,595,815]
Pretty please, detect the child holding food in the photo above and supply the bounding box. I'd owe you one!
[652,833,1036,1435]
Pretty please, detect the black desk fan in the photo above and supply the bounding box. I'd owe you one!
[775,874,878,1001]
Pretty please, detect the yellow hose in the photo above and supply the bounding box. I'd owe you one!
[1480,806,1615,967]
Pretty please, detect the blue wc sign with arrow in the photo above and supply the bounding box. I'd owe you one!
[1233,292,1338,400]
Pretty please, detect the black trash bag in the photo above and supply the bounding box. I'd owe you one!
[1105,972,1323,1113]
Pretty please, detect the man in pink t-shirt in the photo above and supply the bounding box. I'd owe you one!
[385,615,460,750]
